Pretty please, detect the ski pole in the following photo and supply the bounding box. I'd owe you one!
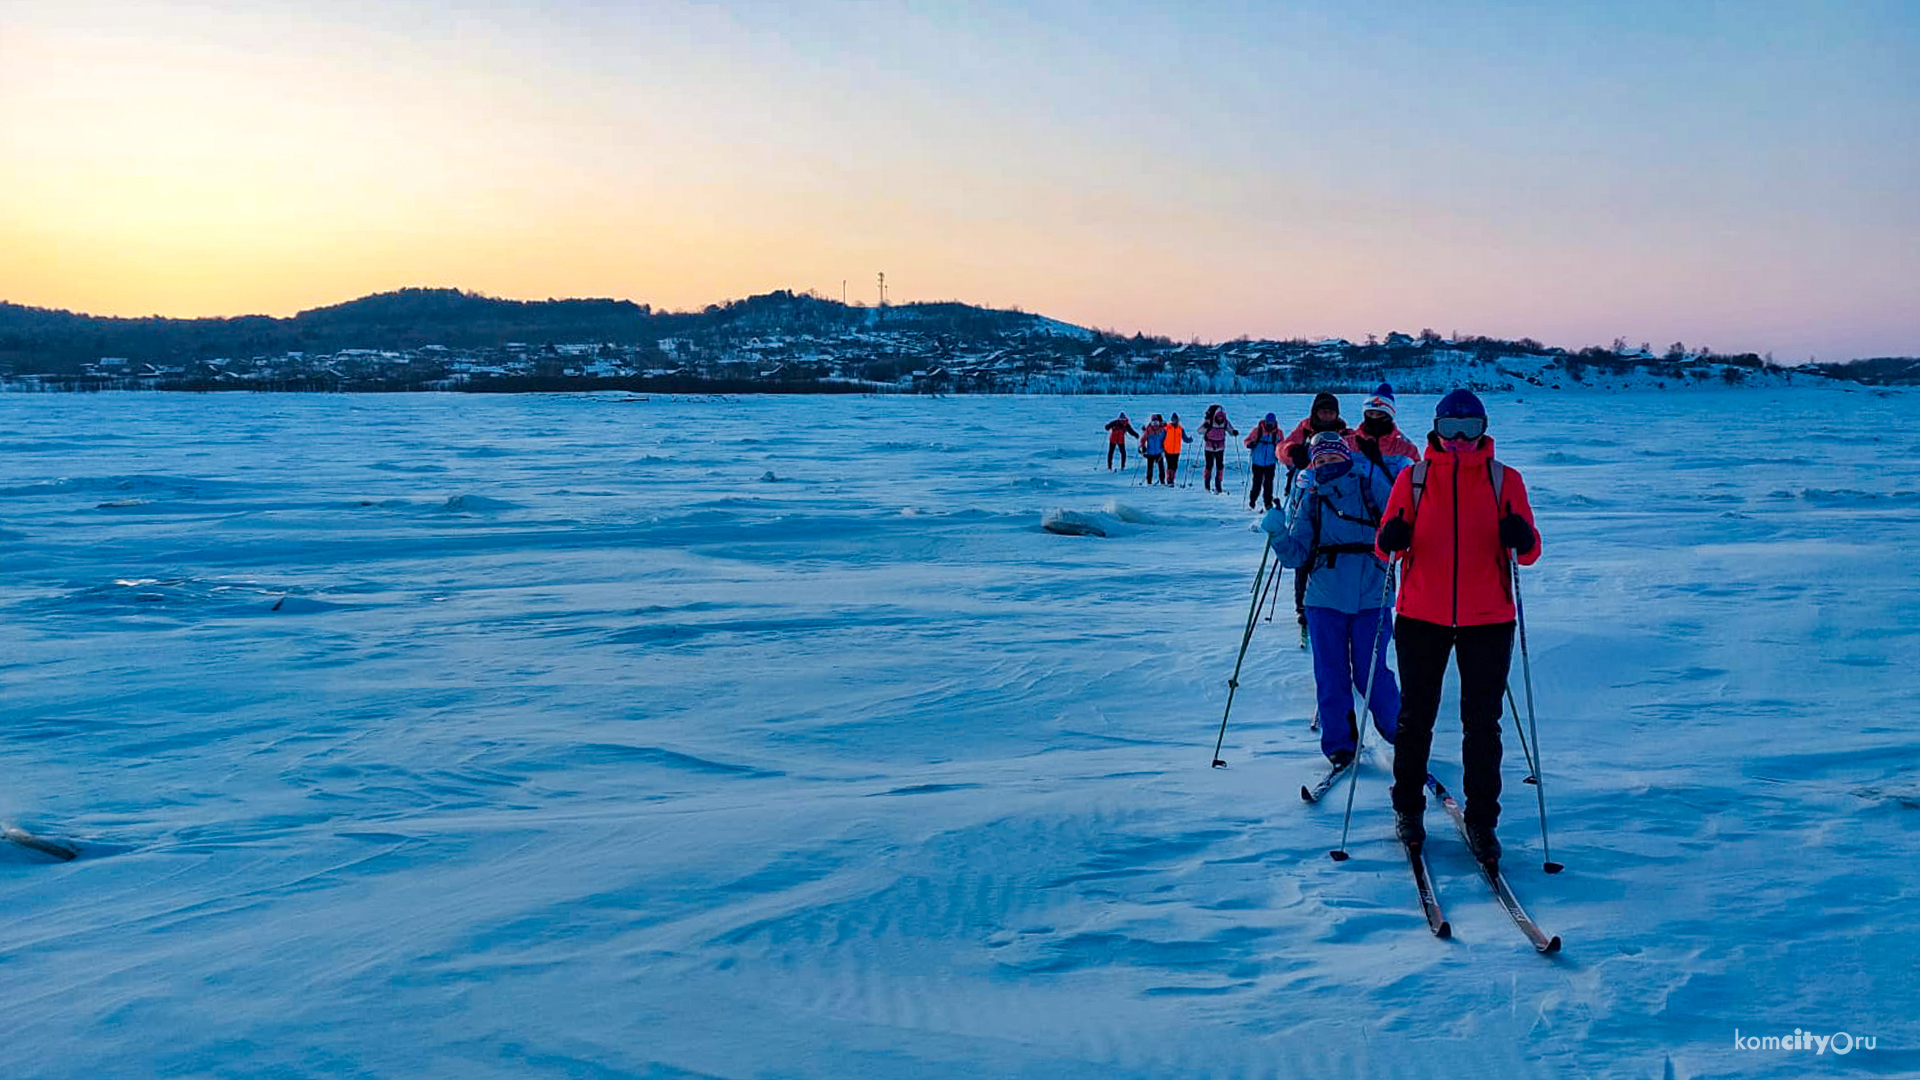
[1511,557,1563,874]
[1506,683,1539,784]
[1264,564,1283,622]
[1331,561,1397,861]
[1269,482,1309,624]
[1211,540,1273,767]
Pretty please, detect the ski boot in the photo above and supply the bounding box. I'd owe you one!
[1465,821,1502,868]
[1395,808,1426,850]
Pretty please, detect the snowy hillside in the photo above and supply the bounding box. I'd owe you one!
[1370,344,1809,393]
[8,288,1846,396]
[2,388,1916,1079]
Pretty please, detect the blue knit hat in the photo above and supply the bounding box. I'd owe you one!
[1434,388,1486,421]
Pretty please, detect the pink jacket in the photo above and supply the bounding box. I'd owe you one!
[1346,427,1421,467]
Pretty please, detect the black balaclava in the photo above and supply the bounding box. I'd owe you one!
[1308,392,1344,433]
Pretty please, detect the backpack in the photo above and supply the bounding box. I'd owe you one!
[1306,461,1387,573]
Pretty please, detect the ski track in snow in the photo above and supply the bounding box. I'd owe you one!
[1,389,1917,1079]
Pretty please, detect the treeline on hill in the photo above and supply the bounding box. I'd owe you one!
[2,288,1907,384]
[0,288,1043,374]
[1806,356,1920,385]
[0,290,645,372]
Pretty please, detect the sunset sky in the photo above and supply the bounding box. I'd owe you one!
[3,0,1916,360]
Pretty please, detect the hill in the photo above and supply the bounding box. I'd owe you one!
[0,287,1907,393]
[0,288,1060,375]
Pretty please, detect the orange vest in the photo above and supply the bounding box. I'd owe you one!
[1163,424,1185,454]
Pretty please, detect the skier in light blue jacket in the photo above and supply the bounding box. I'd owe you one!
[1262,431,1401,765]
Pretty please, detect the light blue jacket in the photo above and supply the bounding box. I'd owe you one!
[1261,458,1396,614]
[1246,425,1281,468]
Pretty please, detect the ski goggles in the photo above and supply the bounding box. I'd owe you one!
[1433,416,1487,440]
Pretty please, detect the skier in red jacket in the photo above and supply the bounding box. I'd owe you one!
[1374,389,1540,867]
[1104,412,1140,470]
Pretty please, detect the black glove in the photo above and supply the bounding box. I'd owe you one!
[1356,437,1385,469]
[1499,513,1535,554]
[1287,443,1310,469]
[1377,515,1413,554]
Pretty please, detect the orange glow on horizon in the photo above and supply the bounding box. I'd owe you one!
[3,1,1914,360]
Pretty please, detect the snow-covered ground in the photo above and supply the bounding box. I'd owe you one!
[2,389,1916,1079]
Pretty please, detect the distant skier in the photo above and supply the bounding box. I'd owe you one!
[1281,393,1352,636]
[1140,414,1168,485]
[1244,413,1283,510]
[1375,389,1541,867]
[1265,431,1399,765]
[1346,383,1421,479]
[1105,412,1140,470]
[1163,413,1187,486]
[1200,405,1239,494]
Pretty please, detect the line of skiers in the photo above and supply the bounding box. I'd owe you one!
[1106,394,1418,508]
[1104,406,1245,492]
[1113,403,1244,488]
[1259,383,1541,869]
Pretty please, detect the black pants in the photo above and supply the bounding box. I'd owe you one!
[1145,455,1164,483]
[1164,452,1180,484]
[1107,442,1127,469]
[1293,566,1308,622]
[1389,616,1515,829]
[1204,448,1225,490]
[1249,464,1276,508]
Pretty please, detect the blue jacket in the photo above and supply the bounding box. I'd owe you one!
[1261,458,1396,614]
[1246,426,1281,468]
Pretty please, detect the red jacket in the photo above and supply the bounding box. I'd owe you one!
[1375,437,1540,627]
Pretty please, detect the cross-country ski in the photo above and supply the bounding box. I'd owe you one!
[1428,776,1562,953]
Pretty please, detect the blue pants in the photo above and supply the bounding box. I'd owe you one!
[1307,606,1400,759]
